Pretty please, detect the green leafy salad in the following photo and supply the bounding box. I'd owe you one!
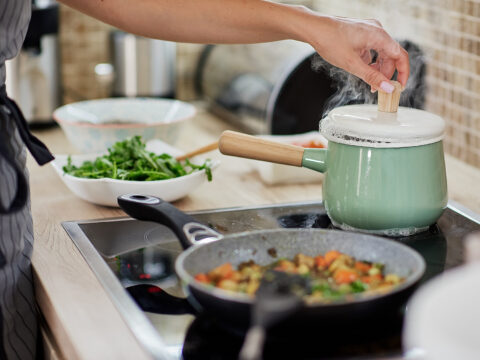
[62,136,213,181]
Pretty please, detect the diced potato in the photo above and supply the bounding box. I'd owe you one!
[237,283,248,293]
[297,264,310,275]
[294,253,315,268]
[368,267,381,276]
[246,280,260,295]
[241,264,262,278]
[384,274,401,284]
[217,279,238,291]
[328,255,353,273]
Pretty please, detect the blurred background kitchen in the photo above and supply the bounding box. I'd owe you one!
[10,0,480,166]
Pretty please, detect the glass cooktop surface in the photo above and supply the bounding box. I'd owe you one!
[62,200,480,360]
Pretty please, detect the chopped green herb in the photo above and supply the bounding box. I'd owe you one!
[311,282,331,293]
[350,280,368,293]
[63,136,213,182]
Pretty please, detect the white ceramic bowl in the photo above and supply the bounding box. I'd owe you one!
[51,141,218,207]
[53,98,196,153]
[403,263,480,360]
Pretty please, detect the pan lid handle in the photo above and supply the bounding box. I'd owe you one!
[118,194,223,249]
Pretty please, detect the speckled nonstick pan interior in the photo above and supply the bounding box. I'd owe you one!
[118,194,426,326]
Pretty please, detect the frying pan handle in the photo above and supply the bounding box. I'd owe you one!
[118,194,222,249]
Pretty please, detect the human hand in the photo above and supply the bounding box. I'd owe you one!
[302,14,409,93]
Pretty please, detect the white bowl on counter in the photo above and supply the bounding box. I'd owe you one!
[403,262,480,360]
[252,132,328,185]
[53,98,196,153]
[51,140,218,207]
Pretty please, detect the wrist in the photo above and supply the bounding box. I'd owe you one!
[274,5,332,48]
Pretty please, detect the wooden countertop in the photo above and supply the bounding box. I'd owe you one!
[28,107,480,359]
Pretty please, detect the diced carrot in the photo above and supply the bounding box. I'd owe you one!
[315,255,327,269]
[355,261,372,273]
[361,274,383,284]
[334,269,359,284]
[208,263,233,281]
[324,250,341,266]
[194,273,209,283]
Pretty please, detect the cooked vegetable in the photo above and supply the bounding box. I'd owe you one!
[194,250,404,303]
[63,136,213,181]
[291,139,326,148]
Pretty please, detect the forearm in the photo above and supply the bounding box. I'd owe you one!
[58,0,409,89]
[58,0,318,44]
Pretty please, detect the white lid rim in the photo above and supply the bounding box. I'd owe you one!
[320,104,446,149]
[321,134,445,148]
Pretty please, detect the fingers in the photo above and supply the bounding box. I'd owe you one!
[360,49,372,64]
[394,48,410,87]
[378,40,410,87]
[348,56,394,93]
[376,56,396,81]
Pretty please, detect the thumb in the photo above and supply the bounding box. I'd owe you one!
[350,57,394,93]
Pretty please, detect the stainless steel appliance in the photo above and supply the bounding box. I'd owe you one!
[6,0,60,127]
[62,200,480,359]
[109,31,176,98]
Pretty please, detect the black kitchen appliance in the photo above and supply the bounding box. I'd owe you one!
[62,200,480,360]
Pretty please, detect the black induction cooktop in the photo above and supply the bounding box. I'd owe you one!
[62,200,480,360]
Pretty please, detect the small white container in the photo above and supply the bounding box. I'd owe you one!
[251,132,327,185]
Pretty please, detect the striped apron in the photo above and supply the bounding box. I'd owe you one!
[0,1,54,358]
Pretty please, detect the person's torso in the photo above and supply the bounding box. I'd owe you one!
[0,0,31,85]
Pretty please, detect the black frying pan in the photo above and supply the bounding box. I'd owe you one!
[118,194,426,327]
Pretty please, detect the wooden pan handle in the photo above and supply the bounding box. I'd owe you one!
[218,130,304,167]
[378,80,403,113]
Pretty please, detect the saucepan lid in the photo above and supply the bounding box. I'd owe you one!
[320,81,445,148]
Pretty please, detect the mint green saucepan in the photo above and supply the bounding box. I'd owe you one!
[219,82,448,236]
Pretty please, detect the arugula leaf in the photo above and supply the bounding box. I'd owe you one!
[63,136,213,182]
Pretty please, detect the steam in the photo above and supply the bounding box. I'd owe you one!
[312,40,427,119]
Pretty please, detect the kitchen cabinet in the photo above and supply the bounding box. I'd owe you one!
[28,105,480,359]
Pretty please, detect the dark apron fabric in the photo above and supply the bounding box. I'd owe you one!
[0,85,53,214]
[0,84,53,359]
[0,1,51,358]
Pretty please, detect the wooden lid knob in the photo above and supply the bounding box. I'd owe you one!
[378,80,403,113]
